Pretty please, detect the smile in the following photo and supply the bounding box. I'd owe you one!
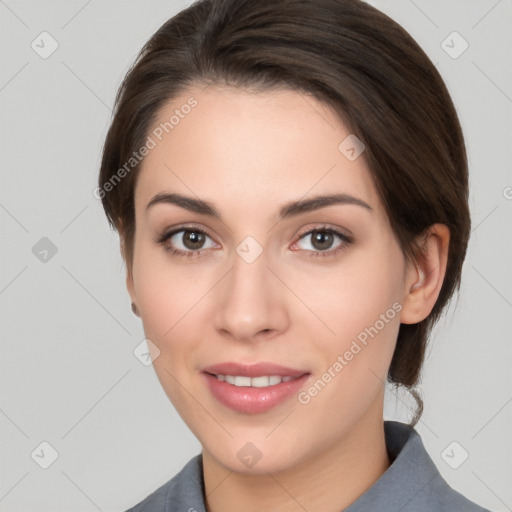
[213,374,299,387]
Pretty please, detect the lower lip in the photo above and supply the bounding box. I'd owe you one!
[203,373,311,414]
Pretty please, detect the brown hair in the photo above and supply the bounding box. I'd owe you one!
[98,0,470,426]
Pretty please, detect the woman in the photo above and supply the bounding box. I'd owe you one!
[98,0,492,510]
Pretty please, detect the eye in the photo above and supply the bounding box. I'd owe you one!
[294,226,353,257]
[158,227,218,259]
[157,224,353,260]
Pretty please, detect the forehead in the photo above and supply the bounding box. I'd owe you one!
[135,84,381,216]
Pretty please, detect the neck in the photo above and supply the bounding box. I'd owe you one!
[202,404,390,512]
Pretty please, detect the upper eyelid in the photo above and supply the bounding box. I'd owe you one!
[160,224,215,239]
[297,224,351,238]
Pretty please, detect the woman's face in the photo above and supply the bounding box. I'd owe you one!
[127,84,415,473]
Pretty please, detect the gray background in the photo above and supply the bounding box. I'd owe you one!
[0,0,510,511]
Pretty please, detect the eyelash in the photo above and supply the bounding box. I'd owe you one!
[156,225,353,260]
[298,225,353,259]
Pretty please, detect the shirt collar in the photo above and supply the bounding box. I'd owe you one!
[344,420,440,511]
[160,421,457,512]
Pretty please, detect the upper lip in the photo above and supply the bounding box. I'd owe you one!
[202,362,309,378]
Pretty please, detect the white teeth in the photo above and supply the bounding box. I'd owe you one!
[251,376,272,387]
[215,374,298,387]
[234,376,251,387]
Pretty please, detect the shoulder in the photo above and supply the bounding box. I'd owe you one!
[424,478,493,512]
[124,454,204,512]
[374,421,493,512]
[406,461,493,512]
[124,480,170,512]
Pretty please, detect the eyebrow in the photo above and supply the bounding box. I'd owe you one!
[145,192,373,220]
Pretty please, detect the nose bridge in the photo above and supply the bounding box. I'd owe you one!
[213,242,288,340]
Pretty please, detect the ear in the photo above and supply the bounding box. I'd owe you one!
[400,224,450,324]
[118,219,136,305]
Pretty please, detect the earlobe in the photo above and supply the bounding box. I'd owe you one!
[125,257,139,316]
[400,224,450,325]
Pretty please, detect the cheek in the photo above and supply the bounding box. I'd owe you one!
[131,250,207,411]
[131,240,206,342]
[296,248,403,335]
[293,245,405,385]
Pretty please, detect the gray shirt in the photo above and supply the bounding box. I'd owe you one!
[126,420,491,511]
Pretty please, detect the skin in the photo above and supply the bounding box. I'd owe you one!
[122,84,450,512]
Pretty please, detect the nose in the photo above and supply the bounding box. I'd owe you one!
[213,247,290,342]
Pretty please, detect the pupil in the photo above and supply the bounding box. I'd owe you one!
[312,231,332,250]
[184,231,205,249]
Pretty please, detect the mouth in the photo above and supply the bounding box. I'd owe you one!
[201,361,311,414]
